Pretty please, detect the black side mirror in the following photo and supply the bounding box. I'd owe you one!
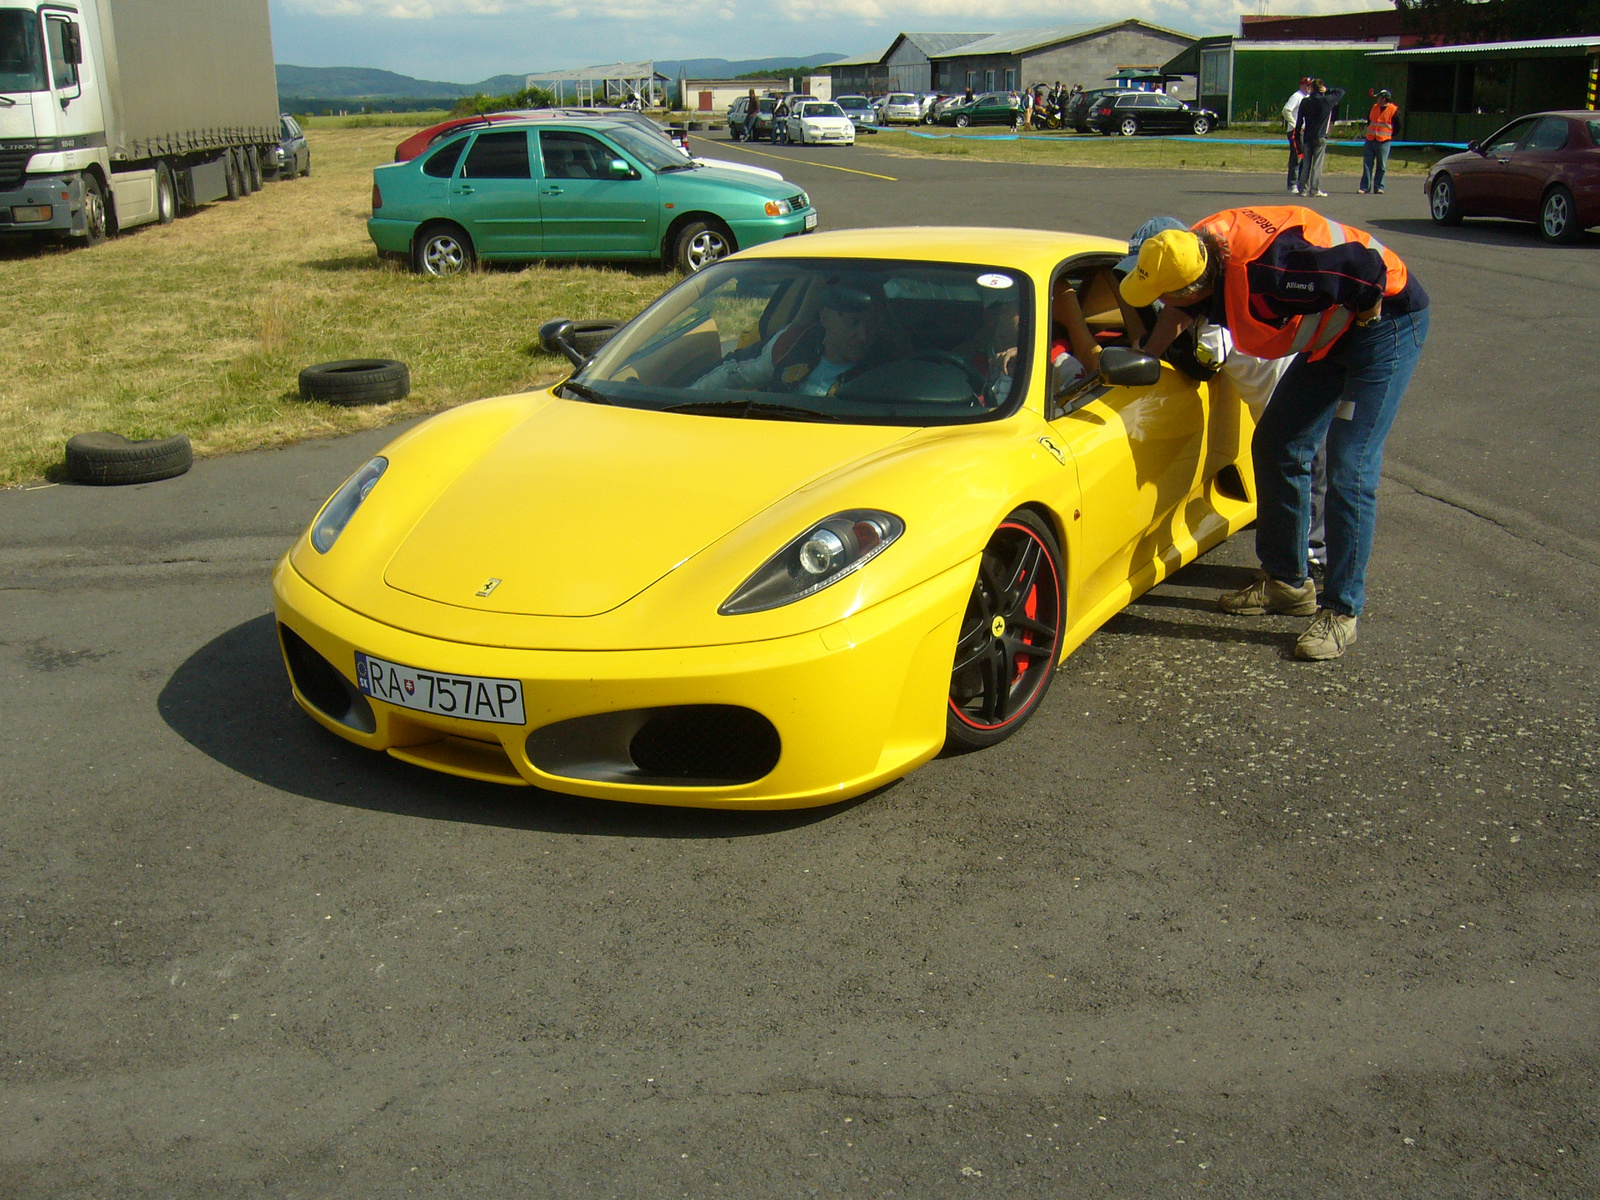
[1468,139,1483,155]
[538,318,587,369]
[1100,346,1162,387]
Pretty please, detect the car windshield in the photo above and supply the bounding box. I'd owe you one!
[839,96,868,108]
[802,103,844,118]
[571,258,1032,426]
[0,10,45,93]
[603,123,690,170]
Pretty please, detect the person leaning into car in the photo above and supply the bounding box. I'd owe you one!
[1124,207,1429,661]
[1294,79,1345,198]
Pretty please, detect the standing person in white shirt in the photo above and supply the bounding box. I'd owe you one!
[1283,78,1312,194]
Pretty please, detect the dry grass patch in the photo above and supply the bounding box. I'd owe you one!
[0,127,677,486]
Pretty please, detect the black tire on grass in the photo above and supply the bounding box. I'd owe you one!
[298,359,411,406]
[65,432,193,485]
[568,319,623,356]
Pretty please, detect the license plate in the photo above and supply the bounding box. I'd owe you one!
[804,211,818,230]
[354,652,525,725]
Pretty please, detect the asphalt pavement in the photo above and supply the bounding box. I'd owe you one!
[3,143,1598,1199]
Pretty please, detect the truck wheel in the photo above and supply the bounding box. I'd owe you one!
[298,360,411,406]
[412,224,474,276]
[65,432,192,485]
[246,146,263,192]
[225,151,242,201]
[81,175,109,246]
[155,163,177,224]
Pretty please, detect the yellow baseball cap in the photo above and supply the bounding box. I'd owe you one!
[1119,228,1206,308]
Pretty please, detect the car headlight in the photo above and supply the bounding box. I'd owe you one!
[720,510,904,615]
[311,457,387,552]
[764,198,794,215]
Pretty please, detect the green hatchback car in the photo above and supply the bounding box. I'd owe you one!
[936,92,1020,129]
[368,116,818,275]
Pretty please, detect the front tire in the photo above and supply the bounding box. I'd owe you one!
[1539,185,1580,244]
[80,174,108,246]
[1430,174,1462,225]
[1118,116,1139,137]
[1191,116,1212,135]
[945,510,1065,752]
[412,223,475,276]
[672,219,732,273]
[955,114,970,127]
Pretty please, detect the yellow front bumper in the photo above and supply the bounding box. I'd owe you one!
[271,555,973,809]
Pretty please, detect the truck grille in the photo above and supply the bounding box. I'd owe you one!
[0,149,32,189]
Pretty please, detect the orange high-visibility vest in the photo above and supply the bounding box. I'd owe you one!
[1367,101,1397,141]
[1192,206,1408,362]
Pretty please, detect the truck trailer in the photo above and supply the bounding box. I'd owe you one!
[0,0,280,245]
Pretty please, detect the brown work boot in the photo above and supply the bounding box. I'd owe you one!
[1295,608,1358,660]
[1217,573,1318,616]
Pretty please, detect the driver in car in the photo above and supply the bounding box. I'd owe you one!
[691,282,895,396]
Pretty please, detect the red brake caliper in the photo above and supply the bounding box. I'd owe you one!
[1013,550,1037,683]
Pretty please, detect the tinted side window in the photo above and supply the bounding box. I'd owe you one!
[462,130,531,179]
[1485,118,1534,154]
[422,137,468,178]
[540,131,618,180]
[45,17,78,90]
[1525,116,1570,152]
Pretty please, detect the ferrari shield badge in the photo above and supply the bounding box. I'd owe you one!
[475,578,502,598]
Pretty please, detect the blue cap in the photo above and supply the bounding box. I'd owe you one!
[1117,215,1189,276]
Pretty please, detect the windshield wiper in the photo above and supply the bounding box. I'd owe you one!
[664,399,838,422]
[0,97,15,107]
[658,160,696,172]
[557,379,611,405]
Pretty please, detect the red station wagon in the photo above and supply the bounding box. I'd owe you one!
[1425,110,1600,243]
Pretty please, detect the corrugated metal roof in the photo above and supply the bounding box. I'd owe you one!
[828,50,889,67]
[1237,39,1400,52]
[899,32,995,59]
[1373,36,1600,58]
[527,61,668,82]
[929,19,1200,58]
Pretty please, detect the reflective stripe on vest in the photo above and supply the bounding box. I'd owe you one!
[1192,205,1407,362]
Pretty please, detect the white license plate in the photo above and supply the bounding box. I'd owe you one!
[804,211,818,230]
[354,652,525,725]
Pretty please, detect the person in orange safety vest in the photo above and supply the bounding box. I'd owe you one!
[1123,206,1430,660]
[1361,88,1399,194]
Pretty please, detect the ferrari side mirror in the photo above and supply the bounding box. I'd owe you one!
[1100,346,1162,387]
[539,318,587,369]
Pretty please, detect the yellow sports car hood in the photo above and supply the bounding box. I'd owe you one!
[382,399,912,617]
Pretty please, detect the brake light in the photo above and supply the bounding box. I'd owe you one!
[371,182,382,210]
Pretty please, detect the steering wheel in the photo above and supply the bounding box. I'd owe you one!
[910,350,992,403]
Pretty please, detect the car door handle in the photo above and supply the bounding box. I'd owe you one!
[453,185,474,194]
[541,186,563,196]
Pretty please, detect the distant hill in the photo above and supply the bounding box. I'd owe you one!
[276,54,846,101]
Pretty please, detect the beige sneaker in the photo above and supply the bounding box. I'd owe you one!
[1217,573,1318,616]
[1295,609,1358,660]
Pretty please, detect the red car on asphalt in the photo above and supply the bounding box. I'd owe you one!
[1425,110,1600,243]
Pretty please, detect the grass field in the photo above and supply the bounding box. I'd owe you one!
[0,126,677,487]
[865,126,1443,177]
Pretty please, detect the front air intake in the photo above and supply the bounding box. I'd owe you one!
[526,705,780,787]
[278,624,376,734]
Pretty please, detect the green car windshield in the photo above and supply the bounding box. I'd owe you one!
[570,259,1033,426]
[604,124,691,172]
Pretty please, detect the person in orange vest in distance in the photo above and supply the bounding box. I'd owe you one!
[1360,88,1399,194]
[1123,206,1430,661]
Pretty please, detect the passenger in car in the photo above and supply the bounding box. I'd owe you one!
[690,282,899,396]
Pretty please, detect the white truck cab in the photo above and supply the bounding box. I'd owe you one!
[0,0,279,245]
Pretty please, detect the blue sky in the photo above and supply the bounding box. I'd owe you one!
[268,1,1396,82]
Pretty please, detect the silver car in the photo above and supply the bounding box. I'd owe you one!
[877,92,922,124]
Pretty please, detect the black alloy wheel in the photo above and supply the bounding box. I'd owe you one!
[946,510,1065,751]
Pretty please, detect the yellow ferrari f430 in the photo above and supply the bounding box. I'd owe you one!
[273,228,1258,809]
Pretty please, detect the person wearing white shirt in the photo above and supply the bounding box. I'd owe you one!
[1283,78,1312,194]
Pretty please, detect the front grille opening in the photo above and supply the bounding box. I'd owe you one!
[279,624,376,734]
[526,705,780,787]
[1214,464,1250,502]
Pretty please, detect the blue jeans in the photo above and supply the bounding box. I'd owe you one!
[1360,139,1391,191]
[1252,306,1429,617]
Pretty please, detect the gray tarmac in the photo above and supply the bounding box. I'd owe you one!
[2,140,1598,1199]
